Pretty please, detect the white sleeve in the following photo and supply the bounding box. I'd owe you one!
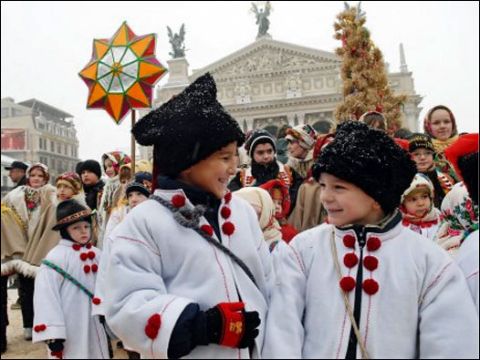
[262,240,306,358]
[418,251,479,358]
[103,212,194,358]
[32,264,67,342]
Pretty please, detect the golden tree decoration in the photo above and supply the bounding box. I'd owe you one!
[334,2,406,134]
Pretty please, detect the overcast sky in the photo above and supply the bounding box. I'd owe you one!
[2,1,478,161]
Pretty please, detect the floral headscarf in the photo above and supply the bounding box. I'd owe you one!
[436,182,479,255]
[101,151,132,176]
[27,163,50,184]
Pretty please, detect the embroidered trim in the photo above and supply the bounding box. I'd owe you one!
[57,209,92,225]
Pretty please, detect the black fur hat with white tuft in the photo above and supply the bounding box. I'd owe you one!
[315,121,417,215]
[132,73,244,182]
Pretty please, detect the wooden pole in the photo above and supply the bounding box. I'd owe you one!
[131,110,136,177]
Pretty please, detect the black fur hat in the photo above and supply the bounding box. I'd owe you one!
[132,73,245,178]
[78,160,102,179]
[315,121,417,214]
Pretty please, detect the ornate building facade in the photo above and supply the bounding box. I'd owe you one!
[140,37,422,160]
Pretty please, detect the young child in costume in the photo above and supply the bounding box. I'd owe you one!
[400,173,441,241]
[32,199,109,359]
[55,171,85,204]
[234,186,284,251]
[259,179,298,243]
[103,73,272,358]
[263,121,478,358]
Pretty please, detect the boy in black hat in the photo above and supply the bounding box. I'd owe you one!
[32,199,109,358]
[408,133,456,207]
[102,73,271,358]
[264,121,478,358]
[5,161,28,189]
[78,159,105,211]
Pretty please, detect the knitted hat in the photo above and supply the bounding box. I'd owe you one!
[134,171,153,183]
[56,172,83,195]
[408,133,435,153]
[401,173,435,203]
[132,73,245,180]
[285,124,317,150]
[245,129,276,158]
[126,181,150,198]
[316,121,417,214]
[52,199,93,230]
[78,160,102,179]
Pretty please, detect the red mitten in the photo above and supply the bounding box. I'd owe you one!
[216,302,246,347]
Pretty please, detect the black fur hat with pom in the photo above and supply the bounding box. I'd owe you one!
[315,121,417,215]
[132,73,244,180]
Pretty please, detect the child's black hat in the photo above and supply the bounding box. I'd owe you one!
[315,121,417,214]
[52,199,93,231]
[132,73,245,179]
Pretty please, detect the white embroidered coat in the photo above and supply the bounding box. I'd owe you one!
[103,189,272,358]
[263,219,479,359]
[32,239,109,359]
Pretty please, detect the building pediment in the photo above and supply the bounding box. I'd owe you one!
[191,37,340,81]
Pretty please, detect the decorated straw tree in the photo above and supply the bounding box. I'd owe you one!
[334,2,406,134]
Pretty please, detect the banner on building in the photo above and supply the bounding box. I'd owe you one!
[1,129,27,150]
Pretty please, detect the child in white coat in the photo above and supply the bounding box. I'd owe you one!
[32,199,109,359]
[103,73,272,359]
[263,121,478,359]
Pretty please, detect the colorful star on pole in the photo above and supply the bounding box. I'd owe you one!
[79,21,167,124]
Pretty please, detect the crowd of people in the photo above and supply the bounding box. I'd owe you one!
[1,73,478,358]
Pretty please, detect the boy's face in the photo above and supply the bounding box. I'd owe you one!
[127,191,148,209]
[253,143,275,165]
[319,173,384,226]
[81,170,99,186]
[179,142,237,199]
[403,190,431,217]
[57,183,75,201]
[66,221,91,245]
[411,148,434,172]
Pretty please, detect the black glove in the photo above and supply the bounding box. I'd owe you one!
[46,339,64,358]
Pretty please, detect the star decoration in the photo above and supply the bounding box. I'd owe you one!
[79,22,167,123]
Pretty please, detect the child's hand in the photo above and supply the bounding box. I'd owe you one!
[46,339,64,358]
[205,302,260,348]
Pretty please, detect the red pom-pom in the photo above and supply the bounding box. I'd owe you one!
[72,244,81,251]
[363,279,379,295]
[343,234,356,249]
[200,224,214,237]
[366,237,382,252]
[86,243,92,249]
[339,276,356,292]
[220,206,231,219]
[84,265,91,273]
[80,253,88,261]
[88,251,96,260]
[34,324,46,332]
[91,264,98,272]
[363,256,378,271]
[147,314,161,329]
[343,253,358,268]
[224,192,232,204]
[171,194,186,208]
[92,297,101,305]
[222,221,235,236]
[145,324,159,340]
